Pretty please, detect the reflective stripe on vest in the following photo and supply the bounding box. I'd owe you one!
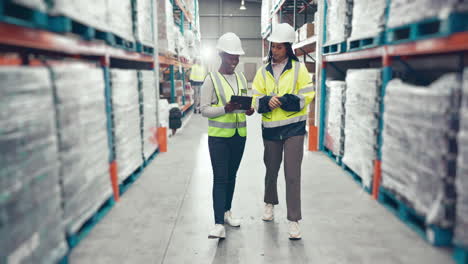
[208,72,247,137]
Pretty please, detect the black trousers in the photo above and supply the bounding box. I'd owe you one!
[208,132,246,224]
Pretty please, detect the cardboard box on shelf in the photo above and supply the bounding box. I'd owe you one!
[161,80,183,97]
[299,23,315,42]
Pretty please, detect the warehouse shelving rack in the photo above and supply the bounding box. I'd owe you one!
[0,0,198,261]
[159,0,195,115]
[318,0,468,258]
[265,0,320,151]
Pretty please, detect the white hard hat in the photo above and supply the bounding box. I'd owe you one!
[216,32,245,55]
[267,23,296,43]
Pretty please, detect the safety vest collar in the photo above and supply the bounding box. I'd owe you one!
[210,72,247,106]
[265,58,293,77]
[262,60,300,95]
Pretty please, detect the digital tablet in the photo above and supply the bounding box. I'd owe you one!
[230,95,252,110]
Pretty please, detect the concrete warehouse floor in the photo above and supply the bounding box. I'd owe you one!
[70,113,452,264]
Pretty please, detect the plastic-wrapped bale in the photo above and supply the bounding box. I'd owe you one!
[159,99,170,128]
[135,0,154,47]
[107,0,134,41]
[382,74,461,228]
[11,0,46,11]
[387,0,463,28]
[51,63,112,235]
[348,0,386,41]
[49,0,108,32]
[324,80,346,156]
[158,0,176,55]
[185,30,195,48]
[111,69,143,183]
[342,69,381,189]
[140,70,158,161]
[325,0,352,45]
[0,67,68,264]
[261,0,272,36]
[455,68,468,247]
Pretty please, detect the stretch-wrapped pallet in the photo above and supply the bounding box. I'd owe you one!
[387,0,464,28]
[382,74,460,227]
[107,0,134,41]
[324,80,346,156]
[51,63,112,235]
[348,0,386,41]
[135,0,154,47]
[342,69,381,189]
[49,0,108,32]
[455,69,468,247]
[0,67,67,264]
[140,70,158,160]
[111,69,143,183]
[261,0,272,35]
[158,0,176,54]
[325,0,352,45]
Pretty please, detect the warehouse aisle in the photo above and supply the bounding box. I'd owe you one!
[70,113,453,264]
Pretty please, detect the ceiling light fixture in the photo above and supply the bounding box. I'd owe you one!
[240,0,246,10]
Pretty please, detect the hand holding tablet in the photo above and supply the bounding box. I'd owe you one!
[230,95,252,110]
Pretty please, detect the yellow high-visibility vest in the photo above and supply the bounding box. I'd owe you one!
[252,60,315,128]
[190,64,207,82]
[208,71,248,137]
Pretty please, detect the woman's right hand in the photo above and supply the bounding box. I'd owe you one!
[268,96,282,110]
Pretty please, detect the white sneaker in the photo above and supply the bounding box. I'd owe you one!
[224,211,241,227]
[208,224,226,239]
[262,203,274,221]
[288,221,302,240]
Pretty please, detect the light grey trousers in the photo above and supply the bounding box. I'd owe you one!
[263,135,304,221]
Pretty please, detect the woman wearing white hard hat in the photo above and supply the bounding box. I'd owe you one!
[200,32,254,239]
[252,23,315,240]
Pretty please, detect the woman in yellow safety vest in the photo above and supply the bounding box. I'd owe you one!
[252,23,315,240]
[200,32,254,239]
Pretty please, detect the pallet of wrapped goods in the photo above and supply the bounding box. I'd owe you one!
[0,66,67,264]
[454,69,468,260]
[48,0,109,33]
[347,0,386,51]
[386,0,468,44]
[323,0,352,54]
[111,69,143,183]
[159,99,170,129]
[324,80,346,159]
[158,0,176,55]
[51,63,113,236]
[107,0,134,49]
[134,0,154,48]
[342,69,381,192]
[261,0,272,37]
[380,74,460,246]
[140,70,158,161]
